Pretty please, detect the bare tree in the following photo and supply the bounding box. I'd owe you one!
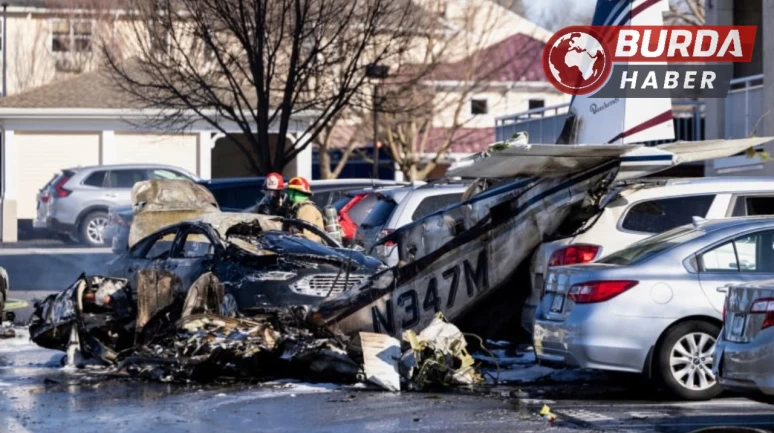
[375,0,543,181]
[9,0,124,93]
[103,0,422,175]
[665,0,705,25]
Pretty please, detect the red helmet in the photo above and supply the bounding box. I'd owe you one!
[263,173,284,191]
[287,176,312,195]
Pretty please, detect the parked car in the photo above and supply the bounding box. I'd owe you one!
[356,182,467,266]
[105,178,408,253]
[0,266,7,325]
[534,217,774,401]
[525,177,774,333]
[332,183,424,246]
[714,280,774,403]
[34,164,199,246]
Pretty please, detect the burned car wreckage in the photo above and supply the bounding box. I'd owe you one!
[28,101,774,388]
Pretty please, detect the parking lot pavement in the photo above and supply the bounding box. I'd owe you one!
[1,327,773,433]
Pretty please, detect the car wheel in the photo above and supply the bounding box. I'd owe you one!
[656,320,722,401]
[79,211,109,247]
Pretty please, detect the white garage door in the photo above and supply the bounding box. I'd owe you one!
[16,132,100,219]
[113,133,198,174]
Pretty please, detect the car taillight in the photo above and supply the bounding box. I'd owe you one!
[567,280,638,304]
[378,229,395,247]
[548,244,601,267]
[40,192,50,203]
[749,298,774,330]
[54,175,72,198]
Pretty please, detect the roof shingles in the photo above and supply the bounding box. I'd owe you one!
[0,69,141,109]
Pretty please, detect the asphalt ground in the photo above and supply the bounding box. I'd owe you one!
[1,330,773,433]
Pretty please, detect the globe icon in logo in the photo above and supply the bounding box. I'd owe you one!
[543,29,611,96]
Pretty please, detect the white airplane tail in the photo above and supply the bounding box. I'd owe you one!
[557,0,674,145]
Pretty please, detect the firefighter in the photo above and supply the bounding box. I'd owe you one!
[285,176,324,243]
[255,172,286,216]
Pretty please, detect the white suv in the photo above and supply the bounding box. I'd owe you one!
[523,176,774,333]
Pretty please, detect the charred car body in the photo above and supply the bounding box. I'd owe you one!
[106,212,383,311]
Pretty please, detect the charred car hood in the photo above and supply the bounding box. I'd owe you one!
[258,231,382,270]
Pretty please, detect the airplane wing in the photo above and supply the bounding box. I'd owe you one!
[448,138,774,180]
[447,143,639,178]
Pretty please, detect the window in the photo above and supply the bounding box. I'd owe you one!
[528,99,545,110]
[83,171,107,187]
[732,196,774,217]
[50,19,93,53]
[346,194,381,227]
[599,226,705,266]
[412,193,463,220]
[471,99,488,115]
[108,169,148,189]
[148,21,170,54]
[700,241,739,272]
[177,232,213,258]
[209,185,263,210]
[361,198,397,229]
[144,232,177,260]
[699,231,774,273]
[152,169,191,181]
[620,195,715,234]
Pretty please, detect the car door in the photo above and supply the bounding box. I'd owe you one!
[105,168,151,205]
[697,230,774,313]
[117,227,180,292]
[163,226,218,290]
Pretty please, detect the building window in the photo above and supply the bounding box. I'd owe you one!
[471,98,488,115]
[50,19,93,53]
[148,21,170,54]
[528,99,545,110]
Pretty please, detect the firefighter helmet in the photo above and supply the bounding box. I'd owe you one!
[263,173,284,191]
[287,176,312,195]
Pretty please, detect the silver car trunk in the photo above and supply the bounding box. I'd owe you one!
[724,281,774,343]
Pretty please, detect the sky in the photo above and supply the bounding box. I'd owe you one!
[524,0,596,29]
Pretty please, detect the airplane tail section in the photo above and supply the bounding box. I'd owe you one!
[561,0,674,145]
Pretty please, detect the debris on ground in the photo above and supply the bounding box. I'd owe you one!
[29,274,483,392]
[540,404,557,423]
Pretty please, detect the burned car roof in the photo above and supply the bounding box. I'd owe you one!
[128,179,220,248]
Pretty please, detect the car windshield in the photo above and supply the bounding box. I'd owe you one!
[360,196,397,229]
[598,225,705,266]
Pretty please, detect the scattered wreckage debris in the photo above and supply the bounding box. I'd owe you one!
[29,274,484,391]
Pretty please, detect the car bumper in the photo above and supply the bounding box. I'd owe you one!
[714,333,774,397]
[45,217,76,235]
[534,309,660,374]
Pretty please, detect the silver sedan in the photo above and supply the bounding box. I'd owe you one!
[534,217,774,401]
[714,280,774,403]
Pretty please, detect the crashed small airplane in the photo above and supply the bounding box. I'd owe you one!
[313,0,773,339]
[28,0,773,385]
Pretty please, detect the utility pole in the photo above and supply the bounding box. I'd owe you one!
[372,85,379,178]
[365,63,388,179]
[2,2,7,97]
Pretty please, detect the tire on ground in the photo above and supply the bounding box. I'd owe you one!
[656,320,722,401]
[79,210,109,247]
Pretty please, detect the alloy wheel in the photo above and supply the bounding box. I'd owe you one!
[669,332,717,391]
[87,216,108,244]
